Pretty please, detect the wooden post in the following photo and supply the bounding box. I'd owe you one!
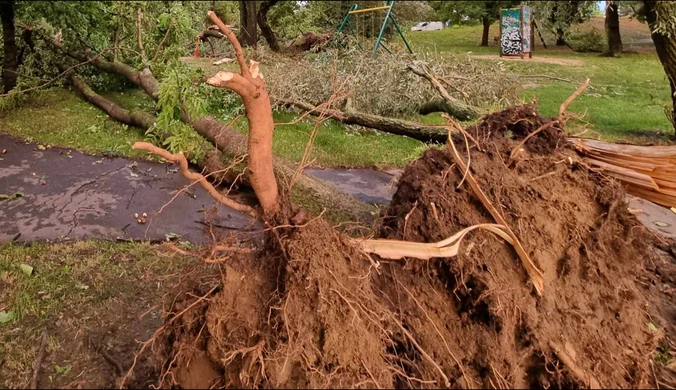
[499,9,503,57]
[519,5,524,59]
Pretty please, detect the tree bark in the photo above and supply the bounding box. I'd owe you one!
[0,0,17,93]
[67,73,156,131]
[644,0,676,134]
[605,2,623,56]
[481,16,491,47]
[257,0,280,52]
[238,0,257,47]
[406,63,481,121]
[41,32,160,99]
[418,99,477,117]
[280,99,450,143]
[556,27,566,46]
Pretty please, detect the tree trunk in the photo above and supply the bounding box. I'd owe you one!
[0,0,17,93]
[556,28,566,46]
[17,27,34,66]
[418,99,478,118]
[481,16,491,47]
[238,0,257,47]
[644,0,676,134]
[280,99,450,143]
[67,73,157,131]
[257,0,280,52]
[605,2,623,56]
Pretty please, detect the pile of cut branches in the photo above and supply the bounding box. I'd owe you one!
[263,49,521,119]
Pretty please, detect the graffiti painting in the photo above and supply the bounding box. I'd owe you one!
[500,9,522,56]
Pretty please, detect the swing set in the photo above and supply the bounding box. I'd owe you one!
[327,1,413,58]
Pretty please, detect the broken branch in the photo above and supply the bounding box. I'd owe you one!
[132,142,257,217]
[152,19,174,62]
[559,78,591,119]
[136,8,147,63]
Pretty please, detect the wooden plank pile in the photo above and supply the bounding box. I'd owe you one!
[569,138,676,208]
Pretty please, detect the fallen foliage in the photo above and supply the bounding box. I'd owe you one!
[263,48,521,118]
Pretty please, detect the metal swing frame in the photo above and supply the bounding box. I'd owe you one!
[328,1,413,58]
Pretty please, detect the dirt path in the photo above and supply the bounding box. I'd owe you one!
[0,135,259,245]
[305,168,401,205]
[471,54,584,66]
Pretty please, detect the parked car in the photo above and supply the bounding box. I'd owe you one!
[411,21,444,31]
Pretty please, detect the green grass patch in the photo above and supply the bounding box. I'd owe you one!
[0,88,154,159]
[0,241,193,325]
[399,18,673,140]
[229,110,424,168]
[0,240,199,388]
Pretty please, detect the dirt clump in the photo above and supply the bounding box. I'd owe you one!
[151,104,665,388]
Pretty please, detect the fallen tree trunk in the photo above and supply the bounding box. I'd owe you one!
[418,99,475,117]
[279,98,449,143]
[68,73,156,130]
[406,62,480,121]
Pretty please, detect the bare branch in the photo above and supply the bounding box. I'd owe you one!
[207,10,250,78]
[132,142,257,217]
[136,8,147,63]
[152,20,174,62]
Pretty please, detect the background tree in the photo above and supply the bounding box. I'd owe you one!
[238,0,257,47]
[0,0,17,93]
[529,1,596,47]
[644,0,676,133]
[605,1,622,56]
[257,0,279,51]
[428,1,520,47]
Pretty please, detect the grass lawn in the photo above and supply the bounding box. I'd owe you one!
[401,16,673,140]
[0,240,209,388]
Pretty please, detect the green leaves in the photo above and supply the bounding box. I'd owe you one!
[20,263,34,277]
[54,364,72,375]
[0,310,15,324]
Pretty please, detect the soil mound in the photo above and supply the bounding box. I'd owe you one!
[151,104,663,388]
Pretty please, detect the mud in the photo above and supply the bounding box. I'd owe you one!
[148,104,672,388]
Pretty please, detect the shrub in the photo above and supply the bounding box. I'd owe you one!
[568,28,605,53]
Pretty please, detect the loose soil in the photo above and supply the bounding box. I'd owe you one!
[119,104,676,388]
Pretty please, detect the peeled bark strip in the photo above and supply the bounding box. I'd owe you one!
[570,137,676,208]
[280,98,450,143]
